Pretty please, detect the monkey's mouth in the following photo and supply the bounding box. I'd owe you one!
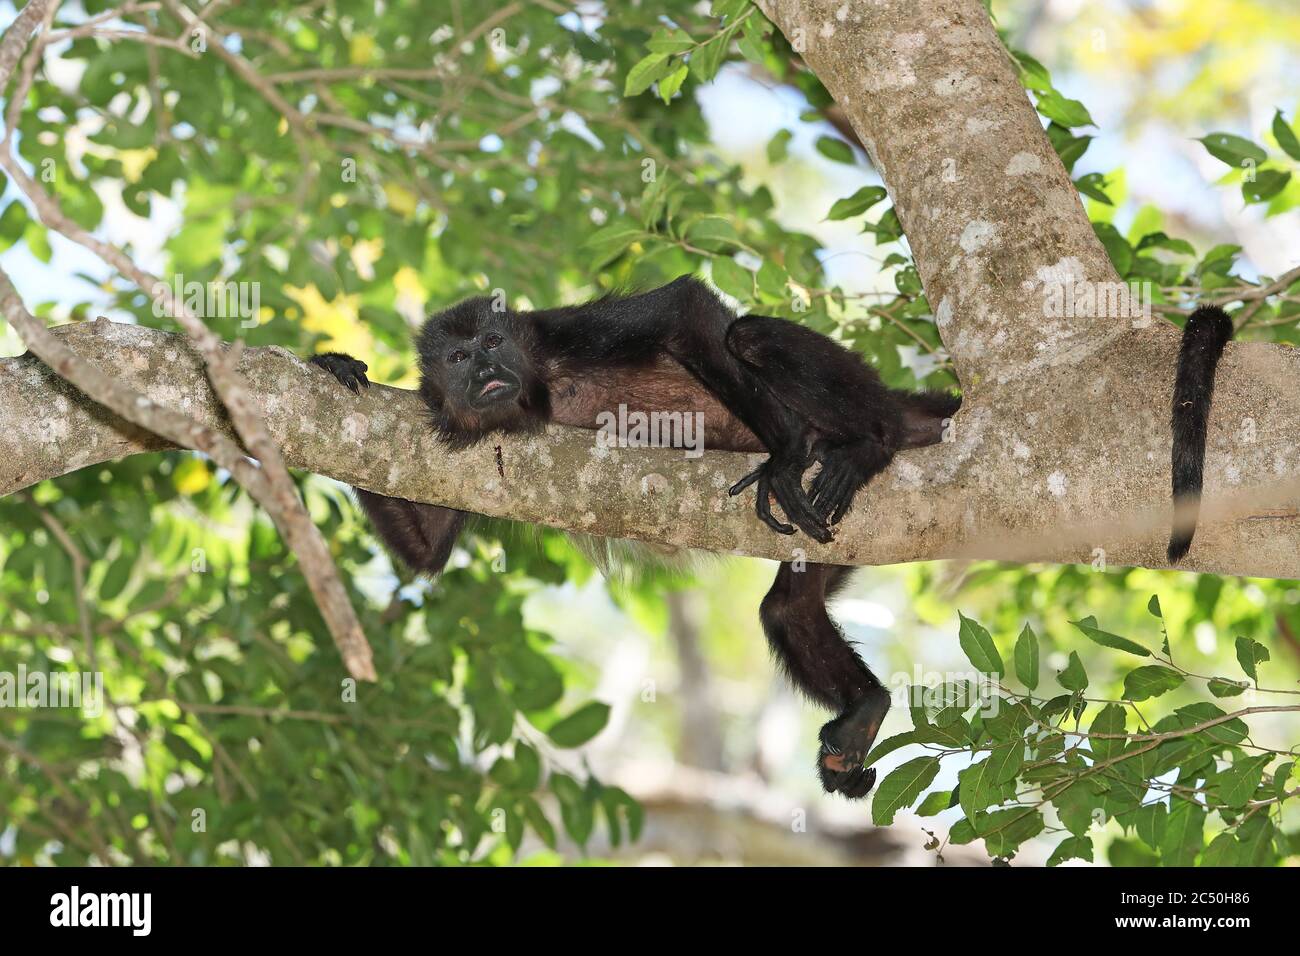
[470,373,521,408]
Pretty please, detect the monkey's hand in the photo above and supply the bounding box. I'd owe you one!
[728,452,831,543]
[808,438,889,527]
[310,352,370,393]
[817,686,890,799]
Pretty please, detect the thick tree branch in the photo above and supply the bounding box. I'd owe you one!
[4,321,1300,579]
[758,0,1127,388]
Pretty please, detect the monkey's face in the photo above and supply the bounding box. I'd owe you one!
[443,327,526,411]
[418,299,551,447]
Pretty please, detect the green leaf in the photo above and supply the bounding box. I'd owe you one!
[948,817,977,845]
[689,35,728,83]
[1242,169,1291,203]
[1070,616,1150,656]
[684,215,740,250]
[826,185,887,221]
[514,743,541,791]
[1272,110,1300,162]
[894,265,922,296]
[749,262,783,302]
[23,222,52,263]
[1198,132,1267,167]
[736,30,766,65]
[958,757,1010,818]
[987,739,1024,784]
[1273,761,1295,801]
[584,222,643,269]
[657,63,689,103]
[1057,652,1088,692]
[865,206,902,244]
[1013,623,1039,691]
[980,807,1045,858]
[1047,834,1093,866]
[1235,636,1270,682]
[1074,172,1112,204]
[1148,594,1172,658]
[97,551,135,601]
[1213,754,1271,809]
[1160,799,1205,866]
[546,702,611,747]
[1089,703,1127,763]
[1054,133,1093,173]
[914,789,954,817]
[814,136,856,164]
[1012,50,1052,91]
[646,28,696,55]
[1208,677,1248,698]
[1132,801,1168,850]
[766,128,792,164]
[863,730,918,768]
[871,756,941,826]
[1109,837,1160,867]
[710,256,753,300]
[711,0,749,19]
[957,612,1005,676]
[1135,231,1196,256]
[1093,222,1133,276]
[1122,665,1184,701]
[624,51,672,96]
[1034,89,1093,128]
[1235,815,1278,866]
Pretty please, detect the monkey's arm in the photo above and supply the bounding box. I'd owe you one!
[311,353,469,575]
[354,490,469,575]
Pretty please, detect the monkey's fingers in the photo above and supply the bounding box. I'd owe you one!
[770,472,832,543]
[810,467,856,525]
[753,479,795,535]
[311,353,371,393]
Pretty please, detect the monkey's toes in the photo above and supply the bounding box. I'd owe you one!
[817,746,877,799]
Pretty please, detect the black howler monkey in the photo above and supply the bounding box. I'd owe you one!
[311,279,1236,801]
[313,275,959,799]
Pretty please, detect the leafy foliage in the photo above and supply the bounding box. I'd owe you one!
[2,0,1298,868]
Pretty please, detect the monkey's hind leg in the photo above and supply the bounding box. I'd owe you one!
[759,562,891,799]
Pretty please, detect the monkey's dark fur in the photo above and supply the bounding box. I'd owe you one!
[1168,305,1233,563]
[313,275,961,799]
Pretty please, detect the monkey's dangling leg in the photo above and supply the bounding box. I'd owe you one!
[758,562,891,799]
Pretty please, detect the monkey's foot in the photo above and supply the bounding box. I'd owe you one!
[816,687,890,800]
[310,352,370,393]
[729,453,831,543]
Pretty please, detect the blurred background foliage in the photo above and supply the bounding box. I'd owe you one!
[0,0,1296,866]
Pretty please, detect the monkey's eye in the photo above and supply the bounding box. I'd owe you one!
[483,333,503,349]
[448,349,468,364]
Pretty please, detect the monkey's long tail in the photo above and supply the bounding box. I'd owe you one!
[1168,305,1233,563]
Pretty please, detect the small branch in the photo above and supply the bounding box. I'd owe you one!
[0,277,374,681]
[0,0,376,682]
